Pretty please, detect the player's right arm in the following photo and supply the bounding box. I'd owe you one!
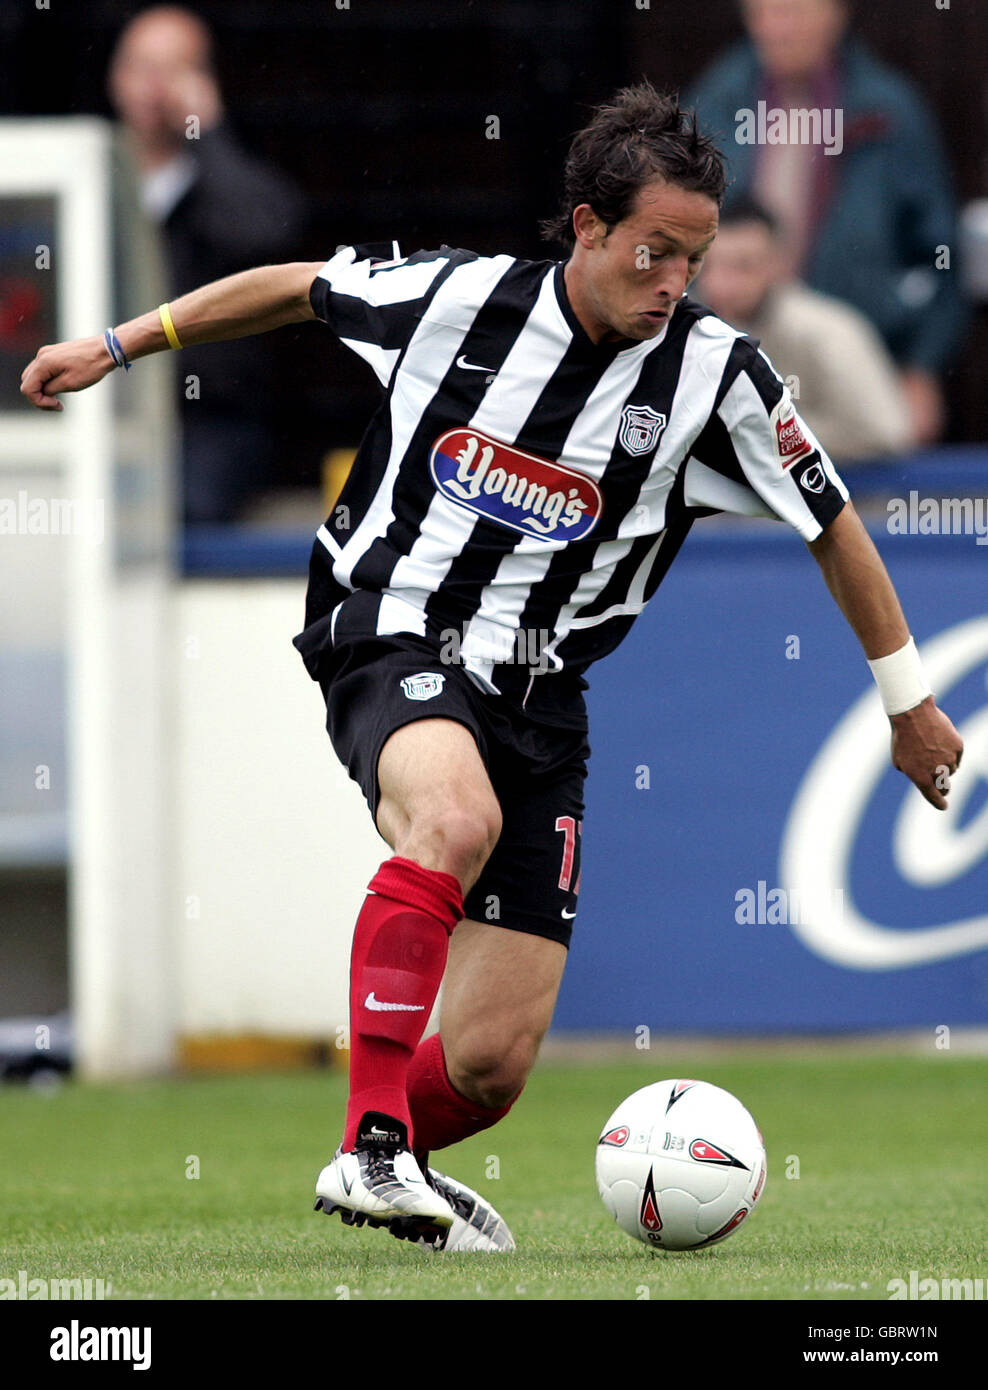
[20,261,325,411]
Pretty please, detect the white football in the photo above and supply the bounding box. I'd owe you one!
[595,1078,766,1251]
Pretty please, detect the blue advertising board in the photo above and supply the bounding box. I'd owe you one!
[556,515,988,1032]
[183,448,987,1034]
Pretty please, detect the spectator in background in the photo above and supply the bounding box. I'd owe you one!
[108,5,307,523]
[697,199,915,463]
[686,0,967,446]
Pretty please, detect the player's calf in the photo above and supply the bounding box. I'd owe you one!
[407,1030,521,1159]
[343,854,464,1150]
[444,1030,536,1110]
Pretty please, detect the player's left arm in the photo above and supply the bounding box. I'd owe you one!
[807,501,963,810]
[711,339,963,810]
[20,261,325,411]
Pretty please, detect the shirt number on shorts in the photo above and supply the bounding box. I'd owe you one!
[555,815,582,893]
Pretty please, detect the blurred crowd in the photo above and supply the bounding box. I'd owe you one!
[100,0,976,522]
[688,0,966,462]
[108,5,307,523]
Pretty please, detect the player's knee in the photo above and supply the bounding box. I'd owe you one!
[446,1030,539,1110]
[399,799,501,889]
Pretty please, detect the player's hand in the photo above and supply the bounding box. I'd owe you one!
[20,337,117,411]
[889,695,963,811]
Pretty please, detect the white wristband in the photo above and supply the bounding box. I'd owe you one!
[867,636,931,716]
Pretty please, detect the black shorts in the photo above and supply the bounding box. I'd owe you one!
[315,634,590,947]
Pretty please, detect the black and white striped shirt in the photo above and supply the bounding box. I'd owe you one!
[293,242,848,727]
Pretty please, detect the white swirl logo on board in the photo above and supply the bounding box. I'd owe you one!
[780,617,988,970]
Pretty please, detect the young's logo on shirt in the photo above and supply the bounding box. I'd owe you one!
[619,404,667,457]
[429,428,602,541]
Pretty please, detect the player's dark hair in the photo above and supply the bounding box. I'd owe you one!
[540,82,726,249]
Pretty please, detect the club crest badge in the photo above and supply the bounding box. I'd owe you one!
[400,672,446,702]
[619,404,667,457]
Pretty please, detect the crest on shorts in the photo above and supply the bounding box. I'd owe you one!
[619,404,667,457]
[400,671,446,702]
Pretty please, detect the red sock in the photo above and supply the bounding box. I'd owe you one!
[344,856,463,1151]
[406,1032,521,1161]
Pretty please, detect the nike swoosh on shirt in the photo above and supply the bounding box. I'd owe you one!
[364,992,426,1012]
[456,354,497,373]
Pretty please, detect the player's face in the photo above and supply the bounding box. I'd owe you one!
[567,179,719,345]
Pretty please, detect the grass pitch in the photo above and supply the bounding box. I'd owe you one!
[1,1051,985,1301]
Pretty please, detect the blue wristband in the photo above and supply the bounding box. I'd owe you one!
[103,328,131,372]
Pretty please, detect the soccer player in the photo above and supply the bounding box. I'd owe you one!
[21,84,963,1253]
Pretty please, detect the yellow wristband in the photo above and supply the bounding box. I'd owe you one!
[158,302,183,350]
